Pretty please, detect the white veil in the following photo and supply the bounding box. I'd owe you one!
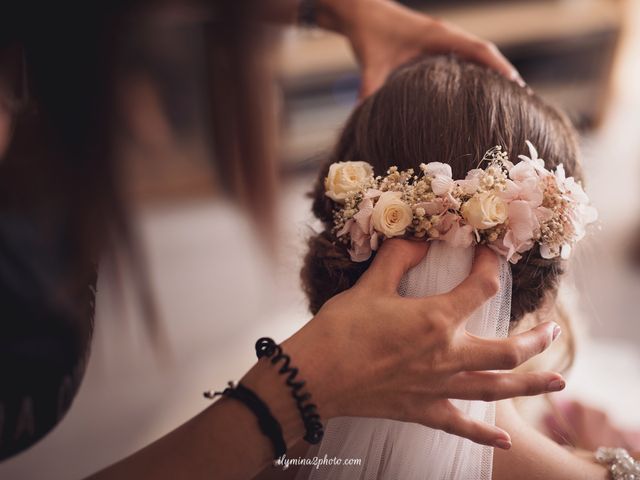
[298,242,512,480]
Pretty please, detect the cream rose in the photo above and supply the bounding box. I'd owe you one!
[324,161,374,203]
[371,191,413,237]
[461,192,508,230]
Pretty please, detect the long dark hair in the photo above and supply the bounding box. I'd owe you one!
[0,1,275,340]
[302,55,581,325]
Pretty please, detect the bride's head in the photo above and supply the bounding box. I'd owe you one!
[302,55,581,326]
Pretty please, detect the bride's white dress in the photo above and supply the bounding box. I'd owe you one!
[299,242,512,480]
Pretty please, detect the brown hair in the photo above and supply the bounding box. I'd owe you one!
[302,55,581,325]
[0,1,275,342]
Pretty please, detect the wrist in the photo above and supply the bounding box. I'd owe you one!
[240,359,306,447]
[241,331,338,448]
[315,0,367,34]
[280,319,347,421]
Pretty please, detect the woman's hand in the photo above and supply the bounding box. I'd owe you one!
[91,241,563,480]
[317,0,524,98]
[282,240,564,449]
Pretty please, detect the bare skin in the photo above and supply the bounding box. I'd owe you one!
[493,400,608,480]
[315,0,525,98]
[269,0,524,98]
[89,241,564,480]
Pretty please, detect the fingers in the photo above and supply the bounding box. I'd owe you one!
[444,371,565,402]
[459,321,561,371]
[357,239,429,293]
[426,19,525,86]
[429,400,512,449]
[441,246,500,323]
[460,40,525,87]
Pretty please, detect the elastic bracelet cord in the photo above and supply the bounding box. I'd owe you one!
[255,337,324,444]
[204,382,286,459]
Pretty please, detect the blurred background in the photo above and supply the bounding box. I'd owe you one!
[1,0,640,477]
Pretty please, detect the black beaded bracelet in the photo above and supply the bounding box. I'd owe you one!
[204,382,286,459]
[255,337,324,444]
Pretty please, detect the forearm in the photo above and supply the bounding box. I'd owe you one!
[492,400,608,480]
[87,359,307,480]
[260,0,363,33]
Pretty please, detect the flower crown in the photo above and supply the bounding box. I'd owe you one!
[324,142,597,264]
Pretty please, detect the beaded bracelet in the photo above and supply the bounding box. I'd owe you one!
[255,337,325,444]
[204,382,286,459]
[595,447,640,480]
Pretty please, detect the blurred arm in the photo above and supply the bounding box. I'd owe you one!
[87,359,306,480]
[492,400,608,480]
[261,0,522,97]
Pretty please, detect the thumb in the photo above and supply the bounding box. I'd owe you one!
[357,239,429,293]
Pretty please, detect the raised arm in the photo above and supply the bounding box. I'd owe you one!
[266,0,523,97]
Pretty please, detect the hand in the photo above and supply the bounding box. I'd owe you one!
[284,240,564,449]
[317,0,524,98]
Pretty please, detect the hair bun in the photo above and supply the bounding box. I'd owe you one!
[301,230,372,315]
[510,248,562,321]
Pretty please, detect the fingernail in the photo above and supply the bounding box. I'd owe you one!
[510,71,526,88]
[552,324,562,341]
[548,379,566,392]
[494,438,512,450]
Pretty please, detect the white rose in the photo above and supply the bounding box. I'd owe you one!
[371,191,413,237]
[461,192,508,230]
[324,161,374,203]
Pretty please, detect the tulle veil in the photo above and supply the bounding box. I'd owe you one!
[296,241,512,480]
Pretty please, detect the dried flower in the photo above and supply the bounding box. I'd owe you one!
[325,143,597,263]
